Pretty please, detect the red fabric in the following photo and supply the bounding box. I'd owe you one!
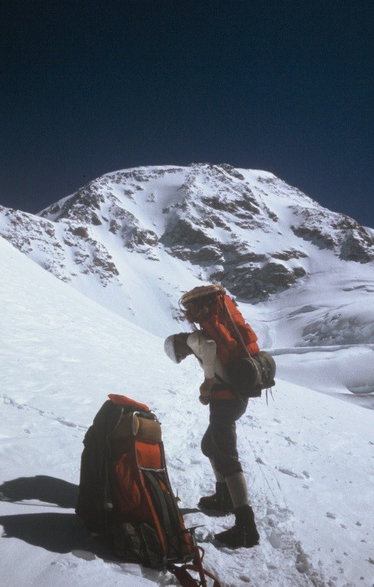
[200,294,259,366]
[108,393,150,412]
[135,440,162,469]
[111,443,168,554]
[211,389,236,400]
[111,443,151,521]
[110,408,196,564]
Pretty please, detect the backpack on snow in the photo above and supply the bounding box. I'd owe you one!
[180,285,276,398]
[76,393,220,586]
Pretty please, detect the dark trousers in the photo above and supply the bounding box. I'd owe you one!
[201,397,248,478]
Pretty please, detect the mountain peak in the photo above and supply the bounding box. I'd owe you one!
[1,164,373,342]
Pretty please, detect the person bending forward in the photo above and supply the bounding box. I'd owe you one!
[164,330,259,549]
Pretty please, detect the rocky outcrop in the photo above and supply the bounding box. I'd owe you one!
[291,207,374,263]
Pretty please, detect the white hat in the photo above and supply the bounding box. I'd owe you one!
[164,333,190,364]
[164,335,179,363]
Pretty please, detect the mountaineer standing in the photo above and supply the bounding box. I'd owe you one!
[164,284,271,549]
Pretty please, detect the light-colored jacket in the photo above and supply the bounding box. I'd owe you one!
[186,330,230,385]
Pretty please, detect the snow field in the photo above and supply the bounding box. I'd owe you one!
[1,237,373,587]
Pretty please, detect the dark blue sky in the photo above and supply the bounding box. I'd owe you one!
[1,0,373,226]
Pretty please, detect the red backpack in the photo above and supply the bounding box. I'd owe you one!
[180,285,259,366]
[76,394,221,586]
[180,285,275,397]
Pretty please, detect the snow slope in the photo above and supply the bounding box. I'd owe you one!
[1,237,373,587]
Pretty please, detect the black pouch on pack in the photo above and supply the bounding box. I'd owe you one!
[229,351,276,398]
[112,520,165,569]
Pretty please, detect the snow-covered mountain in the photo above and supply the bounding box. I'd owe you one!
[1,164,373,586]
[0,163,373,346]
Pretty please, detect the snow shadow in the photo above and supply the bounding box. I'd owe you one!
[0,476,151,574]
[0,512,93,553]
[0,475,79,508]
[0,477,117,560]
[0,512,173,585]
[0,509,125,563]
[0,476,107,556]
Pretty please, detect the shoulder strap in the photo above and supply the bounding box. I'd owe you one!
[223,299,252,358]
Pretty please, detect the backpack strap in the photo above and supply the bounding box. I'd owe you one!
[142,470,175,543]
[169,565,199,587]
[222,298,253,359]
[169,547,222,586]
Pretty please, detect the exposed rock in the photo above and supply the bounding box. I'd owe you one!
[272,249,308,261]
[70,226,89,238]
[222,262,306,301]
[291,226,335,250]
[91,213,102,226]
[290,205,374,263]
[126,228,159,249]
[161,218,216,248]
[339,231,374,263]
[189,245,225,264]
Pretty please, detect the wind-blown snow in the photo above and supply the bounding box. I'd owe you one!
[1,234,373,587]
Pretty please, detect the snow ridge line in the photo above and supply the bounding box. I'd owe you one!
[270,343,374,356]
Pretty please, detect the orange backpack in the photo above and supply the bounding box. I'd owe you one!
[76,394,221,586]
[180,285,259,366]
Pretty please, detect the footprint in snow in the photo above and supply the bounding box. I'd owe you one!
[277,467,303,479]
[284,436,297,445]
[268,530,283,549]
